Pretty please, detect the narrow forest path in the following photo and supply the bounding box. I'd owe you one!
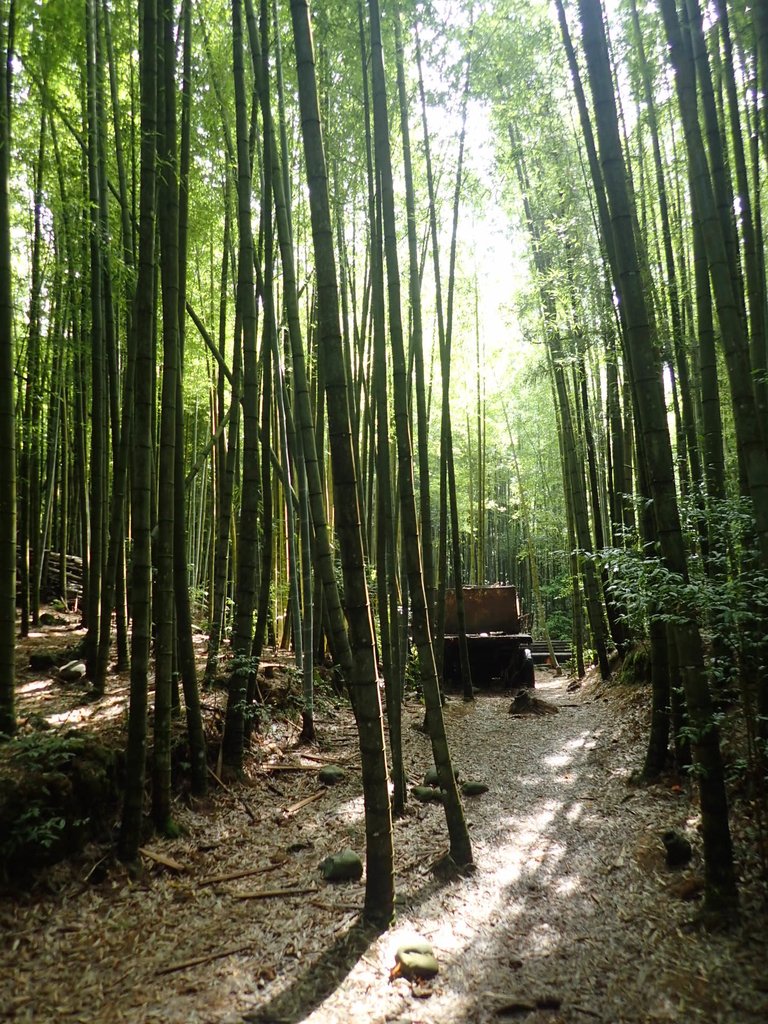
[2,668,766,1024]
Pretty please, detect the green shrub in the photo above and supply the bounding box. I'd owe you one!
[0,732,118,882]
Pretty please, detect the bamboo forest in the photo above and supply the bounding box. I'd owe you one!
[0,0,767,1020]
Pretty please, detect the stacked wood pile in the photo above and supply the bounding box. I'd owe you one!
[41,551,84,603]
[15,550,84,604]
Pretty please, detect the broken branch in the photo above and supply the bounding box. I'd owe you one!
[283,789,325,816]
[139,848,186,873]
[199,863,282,886]
[156,943,251,976]
[231,885,318,900]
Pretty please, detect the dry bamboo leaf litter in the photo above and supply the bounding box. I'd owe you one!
[2,669,767,1024]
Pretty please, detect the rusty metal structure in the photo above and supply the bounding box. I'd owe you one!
[442,585,534,689]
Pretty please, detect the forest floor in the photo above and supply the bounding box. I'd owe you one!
[1,613,768,1023]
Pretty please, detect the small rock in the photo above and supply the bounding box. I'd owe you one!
[393,939,439,980]
[58,660,87,683]
[319,848,363,882]
[423,765,459,788]
[318,765,345,785]
[29,651,60,671]
[662,829,693,867]
[411,785,444,803]
[461,780,489,797]
[39,612,67,627]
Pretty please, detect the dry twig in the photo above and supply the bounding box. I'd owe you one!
[199,863,282,886]
[139,848,186,873]
[155,943,252,976]
[231,886,318,900]
[283,789,325,816]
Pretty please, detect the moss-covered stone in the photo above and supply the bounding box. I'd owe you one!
[38,612,68,627]
[319,848,364,882]
[28,650,63,671]
[394,939,439,979]
[412,785,444,803]
[423,765,459,788]
[461,780,489,797]
[318,765,345,785]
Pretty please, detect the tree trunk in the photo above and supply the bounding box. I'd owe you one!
[394,3,434,626]
[245,0,355,692]
[290,0,395,926]
[504,409,560,674]
[249,0,276,730]
[21,112,47,636]
[580,0,738,919]
[368,0,472,869]
[203,196,240,688]
[93,2,137,689]
[510,127,611,679]
[441,53,475,702]
[174,0,207,795]
[0,0,16,736]
[660,0,768,568]
[84,0,106,673]
[361,15,403,811]
[711,0,766,419]
[222,0,261,772]
[119,0,157,862]
[152,0,181,832]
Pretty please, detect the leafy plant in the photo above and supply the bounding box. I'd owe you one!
[0,806,67,861]
[602,494,768,652]
[9,732,80,772]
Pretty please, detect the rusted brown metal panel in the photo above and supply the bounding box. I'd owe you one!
[443,585,521,635]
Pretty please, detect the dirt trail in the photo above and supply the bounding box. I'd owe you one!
[1,669,766,1024]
